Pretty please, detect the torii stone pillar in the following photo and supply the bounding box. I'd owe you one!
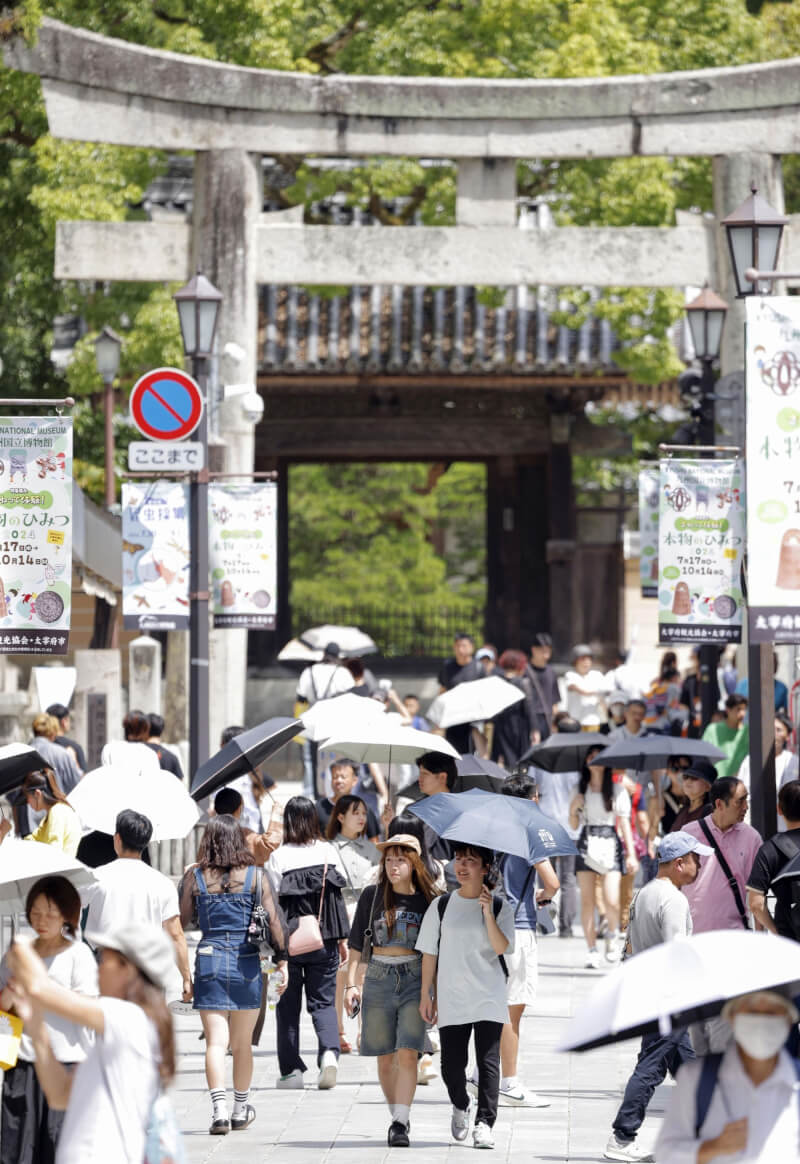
[192,149,262,751]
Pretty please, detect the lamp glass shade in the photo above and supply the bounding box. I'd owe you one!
[176,299,197,356]
[197,298,220,356]
[727,225,755,297]
[705,310,725,359]
[687,311,707,359]
[755,224,783,292]
[93,328,122,380]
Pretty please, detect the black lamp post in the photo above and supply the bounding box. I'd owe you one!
[173,272,222,780]
[683,286,729,735]
[722,195,786,839]
[94,325,122,509]
[721,185,788,298]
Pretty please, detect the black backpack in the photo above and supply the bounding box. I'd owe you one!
[436,892,509,979]
[770,834,800,942]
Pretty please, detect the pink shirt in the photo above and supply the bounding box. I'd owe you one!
[681,817,762,933]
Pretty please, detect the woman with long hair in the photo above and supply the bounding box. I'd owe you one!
[181,814,287,1134]
[0,770,81,857]
[267,796,350,1090]
[6,919,177,1164]
[0,876,98,1163]
[326,794,380,1053]
[569,755,638,969]
[346,835,439,1147]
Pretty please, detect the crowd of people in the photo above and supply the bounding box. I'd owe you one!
[0,631,799,1162]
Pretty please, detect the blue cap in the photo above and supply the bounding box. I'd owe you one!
[658,831,714,863]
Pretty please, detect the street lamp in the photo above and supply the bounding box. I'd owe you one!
[721,185,787,298]
[173,272,222,779]
[94,325,122,509]
[683,286,728,735]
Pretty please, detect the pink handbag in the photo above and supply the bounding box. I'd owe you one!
[288,863,327,956]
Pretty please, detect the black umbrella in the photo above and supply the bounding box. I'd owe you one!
[519,732,609,773]
[190,716,301,801]
[0,744,48,797]
[591,736,726,772]
[401,758,507,803]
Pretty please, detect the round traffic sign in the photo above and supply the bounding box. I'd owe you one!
[129,367,204,442]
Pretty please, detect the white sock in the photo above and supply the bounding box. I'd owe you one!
[210,1088,227,1120]
[394,1103,410,1126]
[608,930,619,940]
[501,1076,518,1090]
[232,1089,249,1117]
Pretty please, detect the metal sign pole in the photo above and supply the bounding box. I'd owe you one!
[189,358,210,778]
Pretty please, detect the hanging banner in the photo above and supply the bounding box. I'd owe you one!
[209,483,277,629]
[657,458,745,644]
[122,481,190,631]
[746,296,800,642]
[0,416,73,654]
[638,466,660,598]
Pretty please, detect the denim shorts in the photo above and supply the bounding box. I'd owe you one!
[193,939,262,1011]
[360,956,426,1057]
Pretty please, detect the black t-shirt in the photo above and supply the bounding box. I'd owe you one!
[56,734,87,773]
[348,884,430,952]
[146,741,184,781]
[747,829,800,939]
[317,797,380,840]
[438,657,481,690]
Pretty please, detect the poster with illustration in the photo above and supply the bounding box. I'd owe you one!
[638,466,660,598]
[122,481,190,631]
[0,416,73,654]
[209,483,277,629]
[657,458,744,644]
[746,297,800,642]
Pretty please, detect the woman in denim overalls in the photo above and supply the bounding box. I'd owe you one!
[181,816,287,1136]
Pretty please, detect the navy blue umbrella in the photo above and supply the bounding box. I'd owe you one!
[407,789,577,863]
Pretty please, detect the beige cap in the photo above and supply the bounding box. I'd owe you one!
[376,834,422,856]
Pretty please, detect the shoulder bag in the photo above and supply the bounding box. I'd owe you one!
[287,863,327,956]
[698,819,749,930]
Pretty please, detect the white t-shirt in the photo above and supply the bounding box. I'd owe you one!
[581,785,631,827]
[267,838,347,883]
[81,858,179,934]
[57,998,159,1164]
[99,740,161,777]
[563,669,608,721]
[416,892,516,1028]
[296,663,354,705]
[0,940,98,1062]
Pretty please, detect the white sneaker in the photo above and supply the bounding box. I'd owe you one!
[585,948,601,969]
[499,1082,550,1108]
[451,1100,472,1142]
[473,1122,495,1150]
[604,1133,655,1161]
[417,1054,438,1084]
[605,935,621,964]
[317,1050,338,1090]
[276,1069,304,1089]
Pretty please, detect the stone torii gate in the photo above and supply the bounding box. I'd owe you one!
[6,18,800,750]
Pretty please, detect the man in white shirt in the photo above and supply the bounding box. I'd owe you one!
[81,809,191,1001]
[564,644,608,723]
[296,643,354,797]
[656,989,800,1164]
[604,831,713,1163]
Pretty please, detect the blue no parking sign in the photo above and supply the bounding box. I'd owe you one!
[129,367,204,442]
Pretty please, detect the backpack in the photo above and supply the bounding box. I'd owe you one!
[436,892,509,980]
[694,1052,800,1138]
[770,834,800,942]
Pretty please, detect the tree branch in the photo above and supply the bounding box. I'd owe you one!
[306,11,366,74]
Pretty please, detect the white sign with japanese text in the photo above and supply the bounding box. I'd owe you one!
[658,458,744,645]
[209,483,277,629]
[639,466,659,598]
[122,480,190,631]
[128,441,204,472]
[746,296,800,642]
[0,416,73,655]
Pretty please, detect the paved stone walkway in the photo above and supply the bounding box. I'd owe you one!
[172,935,670,1162]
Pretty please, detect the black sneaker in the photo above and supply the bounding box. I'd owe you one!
[231,1104,256,1131]
[209,1117,230,1135]
[388,1120,410,1147]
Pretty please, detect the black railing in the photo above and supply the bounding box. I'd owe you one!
[291,604,485,659]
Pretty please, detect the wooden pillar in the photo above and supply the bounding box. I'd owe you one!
[485,457,522,648]
[547,414,577,659]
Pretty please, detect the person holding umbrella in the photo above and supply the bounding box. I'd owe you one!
[655,988,800,1163]
[0,770,81,857]
[603,831,713,1163]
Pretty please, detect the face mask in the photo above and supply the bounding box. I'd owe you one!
[732,1013,791,1059]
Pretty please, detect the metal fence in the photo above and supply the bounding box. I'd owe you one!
[291,604,485,658]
